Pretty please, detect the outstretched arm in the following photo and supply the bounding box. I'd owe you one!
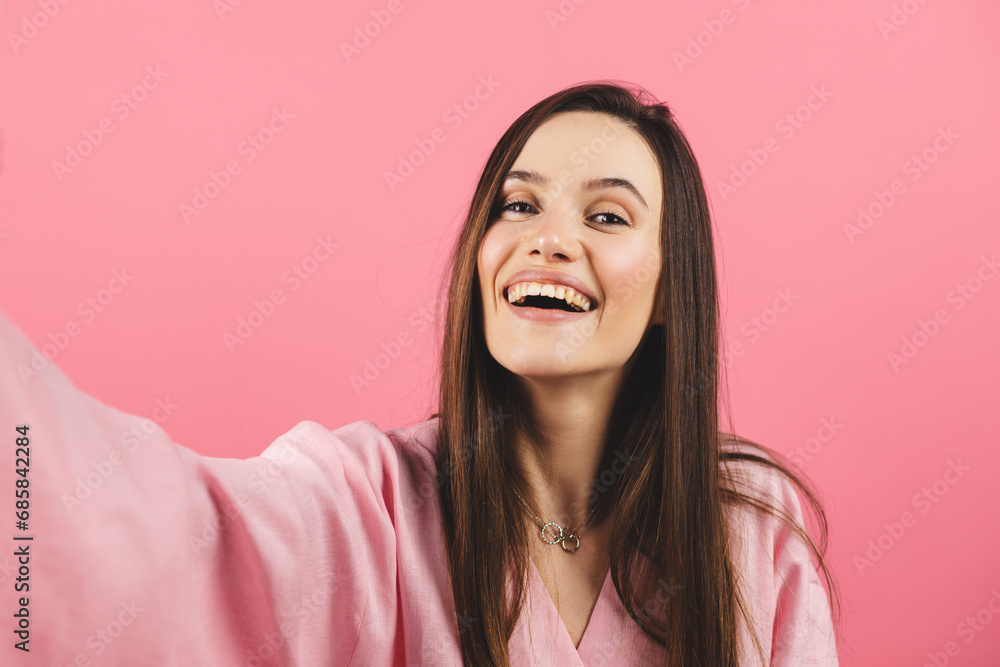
[0,310,379,666]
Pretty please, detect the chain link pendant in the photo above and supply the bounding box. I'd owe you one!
[560,533,581,552]
[541,523,563,544]
[537,522,582,552]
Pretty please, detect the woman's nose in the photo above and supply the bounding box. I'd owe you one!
[524,206,581,261]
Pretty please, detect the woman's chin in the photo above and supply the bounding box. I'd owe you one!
[500,357,600,381]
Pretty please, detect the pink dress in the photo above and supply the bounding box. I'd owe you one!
[0,310,838,666]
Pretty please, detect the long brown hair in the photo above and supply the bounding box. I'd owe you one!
[430,81,841,666]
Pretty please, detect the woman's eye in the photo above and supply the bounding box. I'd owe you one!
[499,199,535,214]
[592,211,629,226]
[496,199,630,227]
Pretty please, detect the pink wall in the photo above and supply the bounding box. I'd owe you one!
[2,1,998,663]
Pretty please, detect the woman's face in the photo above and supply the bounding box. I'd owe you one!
[477,110,663,381]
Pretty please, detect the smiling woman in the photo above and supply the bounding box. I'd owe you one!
[437,81,842,666]
[0,80,840,666]
[473,108,668,649]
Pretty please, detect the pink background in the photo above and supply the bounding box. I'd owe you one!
[2,1,998,664]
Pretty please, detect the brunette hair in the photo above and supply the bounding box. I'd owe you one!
[429,80,841,666]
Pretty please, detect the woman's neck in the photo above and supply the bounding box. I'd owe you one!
[515,369,626,529]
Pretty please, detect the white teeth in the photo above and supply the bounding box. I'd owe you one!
[504,280,592,312]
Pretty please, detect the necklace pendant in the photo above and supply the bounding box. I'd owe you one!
[540,522,564,545]
[560,533,581,552]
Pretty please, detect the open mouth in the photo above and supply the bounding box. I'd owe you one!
[504,286,595,313]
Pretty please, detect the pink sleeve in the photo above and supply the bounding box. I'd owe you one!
[769,473,840,666]
[0,310,394,666]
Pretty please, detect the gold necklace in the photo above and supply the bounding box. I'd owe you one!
[513,490,600,553]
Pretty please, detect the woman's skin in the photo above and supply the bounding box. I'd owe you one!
[477,110,665,646]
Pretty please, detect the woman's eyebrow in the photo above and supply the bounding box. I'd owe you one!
[503,169,648,210]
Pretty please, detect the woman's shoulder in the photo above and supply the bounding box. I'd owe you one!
[718,434,839,664]
[717,433,820,577]
[718,434,804,515]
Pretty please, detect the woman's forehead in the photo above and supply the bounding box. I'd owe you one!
[507,112,662,209]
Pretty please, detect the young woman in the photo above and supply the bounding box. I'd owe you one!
[1,81,840,666]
